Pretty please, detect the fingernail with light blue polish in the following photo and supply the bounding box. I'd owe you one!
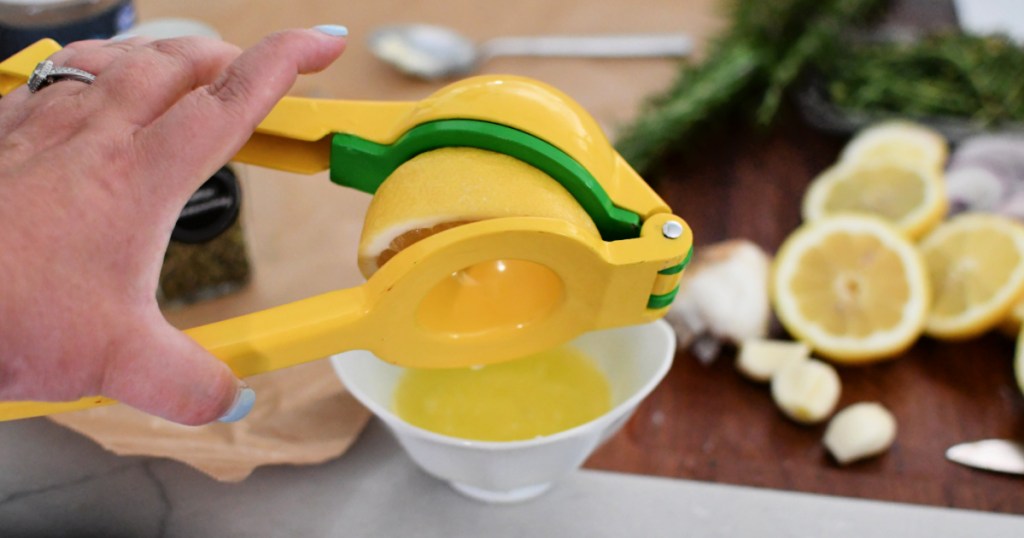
[314,25,348,37]
[218,384,256,423]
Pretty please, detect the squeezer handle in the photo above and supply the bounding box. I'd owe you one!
[0,39,418,176]
[0,287,371,421]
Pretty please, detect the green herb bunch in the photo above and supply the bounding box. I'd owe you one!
[821,33,1024,126]
[615,0,888,175]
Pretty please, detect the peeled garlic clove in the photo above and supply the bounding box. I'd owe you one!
[770,358,841,424]
[736,339,811,382]
[823,402,897,465]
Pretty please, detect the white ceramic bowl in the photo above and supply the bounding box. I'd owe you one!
[330,319,675,503]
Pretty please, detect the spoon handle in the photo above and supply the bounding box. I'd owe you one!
[480,33,692,60]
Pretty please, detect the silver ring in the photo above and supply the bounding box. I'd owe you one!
[28,60,97,93]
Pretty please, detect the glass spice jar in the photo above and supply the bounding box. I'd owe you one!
[158,164,252,307]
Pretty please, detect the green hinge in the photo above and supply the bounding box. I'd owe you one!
[329,119,642,241]
[647,287,680,310]
[658,246,693,276]
[647,245,694,309]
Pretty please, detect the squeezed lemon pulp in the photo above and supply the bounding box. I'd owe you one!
[393,346,612,441]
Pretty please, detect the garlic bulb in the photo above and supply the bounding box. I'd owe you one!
[664,240,771,363]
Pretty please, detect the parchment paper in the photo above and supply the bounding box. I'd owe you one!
[49,359,370,482]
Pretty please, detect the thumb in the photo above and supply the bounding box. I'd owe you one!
[102,318,254,425]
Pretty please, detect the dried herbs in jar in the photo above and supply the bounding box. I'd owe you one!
[158,164,251,306]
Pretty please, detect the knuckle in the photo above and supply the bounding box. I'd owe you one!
[146,36,237,66]
[62,41,93,53]
[101,40,137,55]
[262,29,307,51]
[144,38,201,73]
[202,72,256,121]
[146,37,195,58]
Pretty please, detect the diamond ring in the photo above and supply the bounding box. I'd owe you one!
[28,60,97,93]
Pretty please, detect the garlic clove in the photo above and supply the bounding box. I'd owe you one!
[823,402,897,465]
[736,339,811,382]
[770,358,841,424]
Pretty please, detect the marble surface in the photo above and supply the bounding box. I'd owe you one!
[2,417,1023,537]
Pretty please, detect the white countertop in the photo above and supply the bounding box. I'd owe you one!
[1,417,1022,537]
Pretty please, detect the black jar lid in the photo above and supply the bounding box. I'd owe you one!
[171,165,242,245]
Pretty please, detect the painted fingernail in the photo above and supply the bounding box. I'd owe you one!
[218,384,256,423]
[313,25,349,37]
[111,33,137,41]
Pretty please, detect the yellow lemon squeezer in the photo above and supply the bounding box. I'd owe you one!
[0,40,693,421]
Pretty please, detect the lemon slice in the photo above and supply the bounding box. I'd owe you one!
[919,213,1024,340]
[802,161,947,240]
[771,215,930,364]
[357,147,599,277]
[840,121,949,171]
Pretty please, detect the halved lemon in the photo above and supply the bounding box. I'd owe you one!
[840,121,948,171]
[771,215,930,364]
[356,147,599,277]
[801,161,947,240]
[919,213,1024,340]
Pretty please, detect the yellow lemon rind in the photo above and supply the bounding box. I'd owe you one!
[839,120,949,172]
[357,147,600,277]
[920,214,1024,340]
[801,160,947,241]
[772,215,930,364]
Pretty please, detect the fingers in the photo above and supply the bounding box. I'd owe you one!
[2,35,233,139]
[0,38,150,161]
[54,37,152,78]
[101,316,251,425]
[0,28,346,426]
[90,37,243,127]
[134,27,346,201]
[0,38,146,114]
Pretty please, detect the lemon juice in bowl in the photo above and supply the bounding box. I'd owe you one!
[331,320,676,503]
[393,345,612,442]
[393,257,615,442]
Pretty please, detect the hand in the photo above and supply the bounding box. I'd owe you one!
[0,26,348,425]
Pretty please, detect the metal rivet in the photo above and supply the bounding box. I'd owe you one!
[662,220,684,239]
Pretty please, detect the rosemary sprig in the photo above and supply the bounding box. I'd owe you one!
[615,43,765,175]
[615,0,888,175]
[821,33,1024,126]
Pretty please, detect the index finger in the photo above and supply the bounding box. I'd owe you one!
[132,26,347,202]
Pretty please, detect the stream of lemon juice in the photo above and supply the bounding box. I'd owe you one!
[393,345,612,442]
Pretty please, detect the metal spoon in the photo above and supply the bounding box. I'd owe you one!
[369,24,693,80]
